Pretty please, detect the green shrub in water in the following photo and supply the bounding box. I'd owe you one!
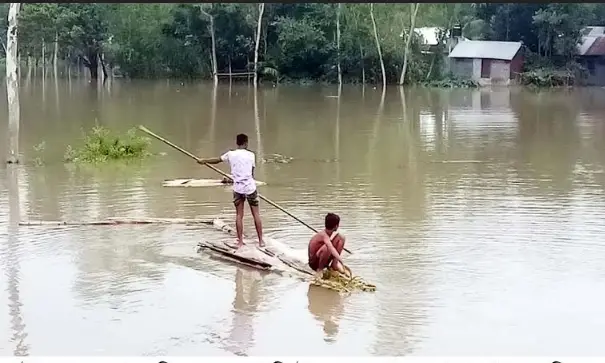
[519,68,579,88]
[422,75,480,88]
[32,141,46,166]
[65,126,152,163]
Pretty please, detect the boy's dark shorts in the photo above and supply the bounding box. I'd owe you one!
[233,190,259,207]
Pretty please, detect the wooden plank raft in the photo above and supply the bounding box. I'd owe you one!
[163,178,267,188]
[197,241,272,270]
[204,218,314,275]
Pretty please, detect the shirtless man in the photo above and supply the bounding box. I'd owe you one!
[308,213,346,278]
[199,133,264,248]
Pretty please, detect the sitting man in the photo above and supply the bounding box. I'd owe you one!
[308,213,346,278]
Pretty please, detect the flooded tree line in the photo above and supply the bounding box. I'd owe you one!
[0,3,604,85]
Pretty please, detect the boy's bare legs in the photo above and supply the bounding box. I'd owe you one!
[235,201,245,248]
[250,204,264,247]
[329,236,346,274]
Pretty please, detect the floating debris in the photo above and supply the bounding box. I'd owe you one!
[312,158,339,163]
[262,153,293,164]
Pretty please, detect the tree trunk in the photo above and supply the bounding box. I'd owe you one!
[247,56,250,84]
[42,38,46,79]
[399,3,420,86]
[100,53,108,81]
[426,54,436,80]
[370,4,386,92]
[82,53,99,80]
[89,64,98,80]
[359,43,366,85]
[27,55,32,80]
[6,3,21,164]
[228,56,232,87]
[336,3,342,87]
[253,3,265,88]
[209,17,217,86]
[200,8,218,86]
[66,52,71,80]
[263,23,268,58]
[53,32,59,78]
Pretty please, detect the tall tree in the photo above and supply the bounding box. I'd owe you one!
[399,3,420,85]
[64,4,110,80]
[336,3,342,87]
[6,3,20,164]
[199,4,217,85]
[370,3,386,91]
[253,3,264,87]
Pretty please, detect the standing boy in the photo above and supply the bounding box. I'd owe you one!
[199,133,264,249]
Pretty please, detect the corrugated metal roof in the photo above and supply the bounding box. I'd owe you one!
[578,36,598,55]
[448,40,522,61]
[585,36,605,56]
[578,26,605,55]
[583,26,605,37]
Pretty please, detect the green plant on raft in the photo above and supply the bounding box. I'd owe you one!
[64,126,152,163]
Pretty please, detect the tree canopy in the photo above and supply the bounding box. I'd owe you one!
[3,3,602,83]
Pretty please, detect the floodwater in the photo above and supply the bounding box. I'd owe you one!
[1,78,605,356]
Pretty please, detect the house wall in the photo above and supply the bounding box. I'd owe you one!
[509,50,524,78]
[489,60,511,84]
[451,58,474,78]
[472,58,482,79]
[578,55,605,86]
[451,55,522,85]
[451,57,511,82]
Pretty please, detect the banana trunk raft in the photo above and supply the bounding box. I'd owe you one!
[198,219,376,293]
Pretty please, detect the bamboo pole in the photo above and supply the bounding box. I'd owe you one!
[139,125,353,255]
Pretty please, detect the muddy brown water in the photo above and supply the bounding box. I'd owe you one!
[1,78,605,355]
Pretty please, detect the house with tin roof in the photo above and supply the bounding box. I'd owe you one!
[577,26,605,86]
[413,26,468,53]
[448,40,524,85]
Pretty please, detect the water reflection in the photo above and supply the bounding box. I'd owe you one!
[253,87,265,181]
[511,90,581,193]
[226,268,264,356]
[5,165,29,355]
[306,285,344,342]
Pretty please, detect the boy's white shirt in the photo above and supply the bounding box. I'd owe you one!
[220,149,256,195]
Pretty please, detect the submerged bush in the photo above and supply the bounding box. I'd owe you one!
[65,126,152,163]
[519,69,573,88]
[519,62,587,88]
[422,75,480,88]
[32,141,46,166]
